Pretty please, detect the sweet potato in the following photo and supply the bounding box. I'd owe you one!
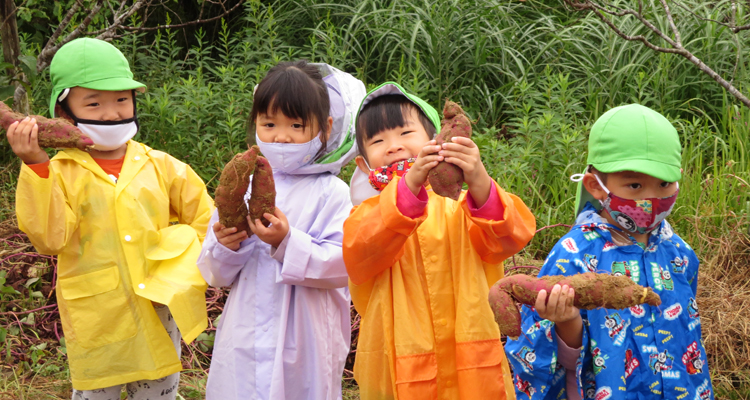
[215,146,260,235]
[0,102,93,150]
[247,155,276,227]
[427,100,472,200]
[488,272,661,338]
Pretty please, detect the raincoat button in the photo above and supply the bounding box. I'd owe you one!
[446,380,453,387]
[439,318,447,326]
[124,235,132,241]
[134,156,141,161]
[430,255,438,262]
[138,283,145,289]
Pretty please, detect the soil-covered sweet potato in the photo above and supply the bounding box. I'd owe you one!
[0,102,93,150]
[428,100,472,200]
[247,155,276,227]
[488,272,661,338]
[215,146,260,235]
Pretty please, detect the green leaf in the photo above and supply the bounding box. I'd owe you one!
[0,85,15,101]
[25,278,40,288]
[19,55,37,80]
[0,327,6,343]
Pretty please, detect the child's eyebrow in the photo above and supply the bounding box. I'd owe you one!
[82,93,100,100]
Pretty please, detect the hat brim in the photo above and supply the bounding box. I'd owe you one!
[593,158,681,183]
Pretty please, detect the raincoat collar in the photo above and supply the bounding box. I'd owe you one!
[55,140,151,195]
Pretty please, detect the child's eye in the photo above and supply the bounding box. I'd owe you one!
[118,97,129,102]
[86,103,99,107]
[371,139,383,145]
[660,181,672,188]
[401,130,412,136]
[628,183,642,189]
[263,123,275,128]
[292,123,304,129]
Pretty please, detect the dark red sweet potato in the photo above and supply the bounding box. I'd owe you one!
[0,101,93,150]
[428,100,472,200]
[247,155,276,227]
[488,273,661,338]
[215,146,260,235]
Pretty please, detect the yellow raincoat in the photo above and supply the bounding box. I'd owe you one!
[15,140,213,390]
[343,177,536,400]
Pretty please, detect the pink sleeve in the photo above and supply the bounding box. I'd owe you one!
[466,182,505,221]
[396,177,428,219]
[557,335,583,400]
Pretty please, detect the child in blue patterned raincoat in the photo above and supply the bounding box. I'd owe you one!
[505,104,713,400]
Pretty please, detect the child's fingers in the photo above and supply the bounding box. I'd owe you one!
[419,144,442,157]
[443,155,471,172]
[212,222,224,233]
[450,136,476,147]
[29,123,39,149]
[6,121,19,143]
[417,154,442,165]
[535,289,549,314]
[19,118,36,144]
[263,212,281,226]
[223,229,248,243]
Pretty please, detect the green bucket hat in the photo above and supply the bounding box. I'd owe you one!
[49,38,146,117]
[574,104,682,216]
[356,82,441,134]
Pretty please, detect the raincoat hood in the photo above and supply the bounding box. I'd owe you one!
[349,82,441,205]
[275,63,366,176]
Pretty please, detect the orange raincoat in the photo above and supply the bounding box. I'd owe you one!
[344,177,536,400]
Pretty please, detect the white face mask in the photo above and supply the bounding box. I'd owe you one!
[255,133,323,174]
[78,120,139,151]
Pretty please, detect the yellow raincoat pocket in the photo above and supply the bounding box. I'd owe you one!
[59,266,136,349]
[395,352,438,399]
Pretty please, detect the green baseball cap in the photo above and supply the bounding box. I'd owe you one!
[356,82,441,133]
[574,104,682,216]
[49,38,146,117]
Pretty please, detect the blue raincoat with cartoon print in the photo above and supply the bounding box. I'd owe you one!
[505,204,713,400]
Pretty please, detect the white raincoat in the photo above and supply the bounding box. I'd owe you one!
[197,64,366,400]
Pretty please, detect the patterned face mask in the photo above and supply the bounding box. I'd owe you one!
[367,158,416,191]
[594,174,679,235]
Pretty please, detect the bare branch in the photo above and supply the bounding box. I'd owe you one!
[94,0,150,41]
[38,0,83,72]
[659,0,682,47]
[116,0,244,33]
[37,0,106,72]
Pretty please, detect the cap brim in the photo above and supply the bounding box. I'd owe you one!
[82,77,147,93]
[593,159,681,182]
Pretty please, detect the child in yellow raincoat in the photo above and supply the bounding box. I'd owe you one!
[343,82,537,400]
[7,38,213,399]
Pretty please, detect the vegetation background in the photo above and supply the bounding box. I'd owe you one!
[0,0,748,398]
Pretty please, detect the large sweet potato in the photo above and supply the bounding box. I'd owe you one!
[488,272,661,338]
[1,102,93,150]
[427,100,472,200]
[247,155,276,227]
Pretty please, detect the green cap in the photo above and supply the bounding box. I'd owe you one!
[356,82,441,134]
[574,104,682,216]
[49,38,146,117]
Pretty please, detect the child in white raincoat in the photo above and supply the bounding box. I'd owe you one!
[197,61,366,400]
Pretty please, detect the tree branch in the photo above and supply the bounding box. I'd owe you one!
[36,0,106,72]
[562,0,750,109]
[37,0,83,72]
[116,0,244,33]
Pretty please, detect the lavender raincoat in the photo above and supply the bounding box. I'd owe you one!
[197,65,366,400]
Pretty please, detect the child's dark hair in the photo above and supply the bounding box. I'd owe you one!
[356,95,437,162]
[247,60,330,160]
[588,165,608,183]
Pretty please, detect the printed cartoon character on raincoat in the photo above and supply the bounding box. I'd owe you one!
[344,82,537,400]
[505,104,714,400]
[12,38,213,391]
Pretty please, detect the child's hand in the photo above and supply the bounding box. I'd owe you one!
[6,117,49,165]
[536,284,584,348]
[535,284,580,324]
[404,140,442,196]
[213,222,248,251]
[439,136,492,204]
[248,207,289,249]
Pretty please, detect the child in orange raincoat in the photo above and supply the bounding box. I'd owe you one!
[343,82,536,400]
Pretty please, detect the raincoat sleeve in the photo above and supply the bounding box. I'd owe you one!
[162,154,214,243]
[269,178,352,289]
[343,176,428,285]
[15,162,77,255]
[505,233,591,400]
[197,209,256,287]
[461,180,536,264]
